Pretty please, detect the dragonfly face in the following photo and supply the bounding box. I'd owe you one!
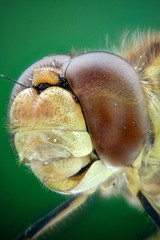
[9,52,149,193]
[6,31,160,239]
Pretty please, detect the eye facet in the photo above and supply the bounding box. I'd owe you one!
[65,52,149,167]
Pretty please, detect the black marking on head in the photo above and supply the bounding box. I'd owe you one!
[34,82,52,94]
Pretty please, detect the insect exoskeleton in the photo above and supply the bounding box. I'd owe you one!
[9,55,92,193]
[9,52,149,195]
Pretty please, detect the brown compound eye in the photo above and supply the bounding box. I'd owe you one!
[65,52,149,167]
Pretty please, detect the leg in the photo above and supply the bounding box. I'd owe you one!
[16,193,89,240]
[137,191,160,229]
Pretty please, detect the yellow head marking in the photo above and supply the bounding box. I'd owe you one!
[32,68,59,86]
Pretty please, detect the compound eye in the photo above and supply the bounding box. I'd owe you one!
[65,52,149,166]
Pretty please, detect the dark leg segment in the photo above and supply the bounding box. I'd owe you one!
[16,194,88,240]
[137,190,160,229]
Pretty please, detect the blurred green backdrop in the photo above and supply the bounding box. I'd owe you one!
[0,0,160,240]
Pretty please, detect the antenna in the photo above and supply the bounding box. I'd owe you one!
[0,73,27,88]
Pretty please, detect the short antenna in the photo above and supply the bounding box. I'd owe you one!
[0,73,27,88]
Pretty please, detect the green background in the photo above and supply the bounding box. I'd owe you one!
[0,0,160,239]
